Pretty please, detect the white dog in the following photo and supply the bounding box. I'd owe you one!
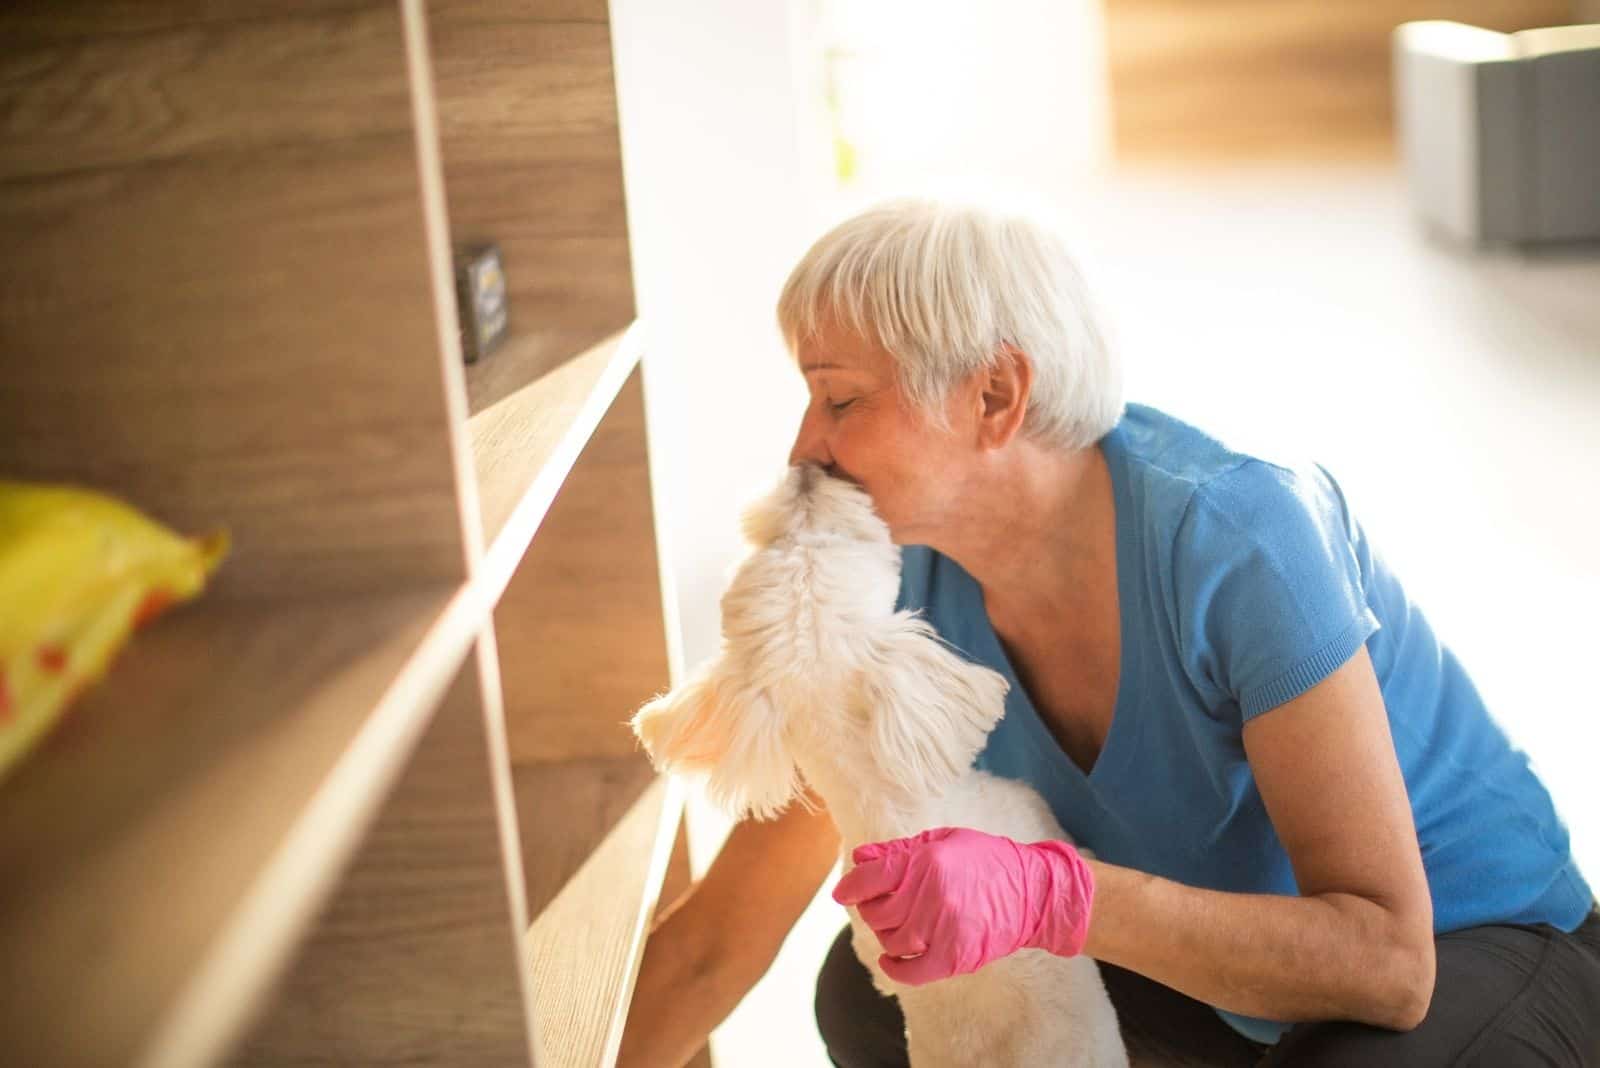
[633,464,1128,1067]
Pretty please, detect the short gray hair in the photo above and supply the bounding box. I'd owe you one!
[777,198,1122,451]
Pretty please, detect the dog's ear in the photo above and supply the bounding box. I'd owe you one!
[860,615,1009,801]
[632,660,801,820]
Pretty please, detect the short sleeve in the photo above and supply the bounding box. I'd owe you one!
[1171,461,1379,722]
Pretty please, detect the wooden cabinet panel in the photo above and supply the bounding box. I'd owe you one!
[1104,0,1574,158]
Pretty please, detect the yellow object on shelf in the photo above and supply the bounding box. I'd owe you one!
[0,482,227,782]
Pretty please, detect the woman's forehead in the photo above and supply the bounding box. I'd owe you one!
[797,322,893,376]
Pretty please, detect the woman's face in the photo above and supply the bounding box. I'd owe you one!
[787,320,977,544]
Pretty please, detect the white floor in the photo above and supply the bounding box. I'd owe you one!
[706,165,1600,1067]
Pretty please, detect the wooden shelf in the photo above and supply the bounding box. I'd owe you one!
[465,324,630,419]
[468,323,644,573]
[0,584,481,1068]
[515,757,683,1068]
[2,1,675,1063]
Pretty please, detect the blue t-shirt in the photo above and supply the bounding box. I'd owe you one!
[896,403,1593,1045]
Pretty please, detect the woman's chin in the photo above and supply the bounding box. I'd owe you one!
[826,465,863,488]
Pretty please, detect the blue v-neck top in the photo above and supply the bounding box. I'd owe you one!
[895,403,1593,1045]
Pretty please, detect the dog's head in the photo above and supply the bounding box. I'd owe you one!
[740,463,889,549]
[632,465,1009,820]
[718,465,903,657]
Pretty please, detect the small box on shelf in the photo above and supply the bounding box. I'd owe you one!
[455,243,509,363]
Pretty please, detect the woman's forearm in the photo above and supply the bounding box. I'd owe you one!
[618,799,841,1068]
[1082,861,1435,1031]
[616,886,764,1068]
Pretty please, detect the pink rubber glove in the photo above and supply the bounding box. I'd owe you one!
[832,826,1095,986]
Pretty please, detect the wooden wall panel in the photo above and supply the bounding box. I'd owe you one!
[0,1,383,41]
[429,4,637,415]
[0,5,468,599]
[0,7,414,180]
[1104,0,1576,160]
[496,369,668,764]
[231,644,537,1066]
[516,755,658,921]
[436,0,612,22]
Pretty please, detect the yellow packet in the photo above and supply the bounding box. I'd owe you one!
[0,482,227,781]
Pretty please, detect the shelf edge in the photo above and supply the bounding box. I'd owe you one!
[476,320,646,606]
[524,771,684,1068]
[597,773,684,1067]
[137,583,490,1068]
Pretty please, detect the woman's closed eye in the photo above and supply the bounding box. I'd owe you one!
[829,398,856,414]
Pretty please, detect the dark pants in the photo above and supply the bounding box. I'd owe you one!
[816,905,1600,1066]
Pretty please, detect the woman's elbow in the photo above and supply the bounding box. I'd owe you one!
[1374,936,1437,1031]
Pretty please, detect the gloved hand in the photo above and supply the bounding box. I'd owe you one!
[832,826,1095,986]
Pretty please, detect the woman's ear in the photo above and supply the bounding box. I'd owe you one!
[861,615,1009,801]
[977,345,1032,449]
[632,661,801,820]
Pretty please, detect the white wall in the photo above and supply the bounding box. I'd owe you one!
[610,0,831,682]
[825,0,1110,198]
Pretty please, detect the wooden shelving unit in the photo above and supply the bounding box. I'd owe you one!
[470,329,638,558]
[0,2,680,1066]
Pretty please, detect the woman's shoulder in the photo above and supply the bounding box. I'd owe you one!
[1110,403,1303,486]
[1110,403,1340,517]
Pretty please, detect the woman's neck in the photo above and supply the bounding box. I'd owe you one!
[934,439,1116,631]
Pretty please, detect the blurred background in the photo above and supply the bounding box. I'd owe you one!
[607,1,1600,1062]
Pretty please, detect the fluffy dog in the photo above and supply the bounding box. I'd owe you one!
[632,464,1127,1067]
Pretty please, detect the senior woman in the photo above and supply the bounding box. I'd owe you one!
[616,199,1599,1068]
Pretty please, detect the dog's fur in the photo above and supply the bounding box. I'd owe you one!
[632,465,1127,1067]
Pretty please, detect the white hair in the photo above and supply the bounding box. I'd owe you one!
[777,197,1122,451]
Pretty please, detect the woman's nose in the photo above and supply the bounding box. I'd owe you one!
[788,403,832,467]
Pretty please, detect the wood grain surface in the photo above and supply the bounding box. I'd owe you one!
[0,7,414,181]
[0,587,460,1067]
[468,328,635,546]
[430,5,636,411]
[515,753,658,923]
[495,367,671,764]
[230,642,537,1067]
[0,5,469,600]
[1103,0,1574,159]
[519,764,683,1068]
[0,1,385,42]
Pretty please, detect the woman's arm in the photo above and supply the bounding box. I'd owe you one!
[1082,646,1436,1030]
[617,792,840,1068]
